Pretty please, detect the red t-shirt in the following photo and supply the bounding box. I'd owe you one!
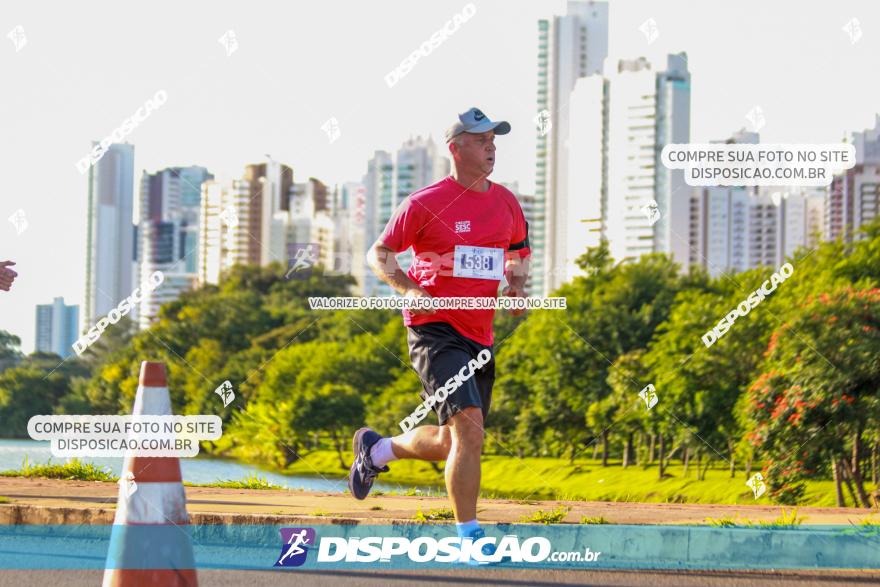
[380,176,531,345]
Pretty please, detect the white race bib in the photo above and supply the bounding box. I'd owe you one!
[453,245,504,280]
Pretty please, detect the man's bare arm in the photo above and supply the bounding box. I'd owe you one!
[505,255,529,291]
[366,241,435,315]
[502,255,530,316]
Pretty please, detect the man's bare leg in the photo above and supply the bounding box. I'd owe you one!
[390,425,451,461]
[442,407,484,523]
[386,408,484,522]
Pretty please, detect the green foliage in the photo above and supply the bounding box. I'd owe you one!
[704,515,739,527]
[0,353,90,436]
[703,508,805,527]
[0,330,23,372]
[758,508,805,527]
[520,505,571,524]
[4,219,880,508]
[492,248,686,459]
[745,287,880,504]
[413,507,455,522]
[1,457,114,481]
[206,474,282,490]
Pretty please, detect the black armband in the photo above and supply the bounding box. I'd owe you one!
[508,222,530,251]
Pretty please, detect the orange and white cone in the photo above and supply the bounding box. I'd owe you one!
[102,361,198,587]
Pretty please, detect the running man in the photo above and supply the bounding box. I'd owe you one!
[349,107,530,548]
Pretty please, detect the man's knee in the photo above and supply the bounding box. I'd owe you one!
[448,407,484,448]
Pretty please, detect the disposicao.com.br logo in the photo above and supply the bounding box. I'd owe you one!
[273,528,600,567]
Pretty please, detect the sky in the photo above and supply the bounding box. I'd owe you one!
[1,0,878,352]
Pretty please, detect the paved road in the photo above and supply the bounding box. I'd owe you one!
[2,569,880,587]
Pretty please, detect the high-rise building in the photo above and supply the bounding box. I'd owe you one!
[177,166,213,274]
[138,166,212,327]
[364,151,394,245]
[197,160,294,285]
[384,137,451,295]
[343,182,369,294]
[395,137,450,208]
[318,184,353,278]
[777,187,825,260]
[361,151,394,295]
[745,192,780,270]
[244,160,295,265]
[826,115,880,243]
[604,53,691,269]
[35,297,79,358]
[360,138,449,295]
[689,185,753,275]
[290,177,329,243]
[536,0,609,294]
[563,74,606,284]
[688,130,757,275]
[84,142,135,330]
[688,129,827,277]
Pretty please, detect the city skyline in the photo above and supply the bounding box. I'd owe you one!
[2,0,879,351]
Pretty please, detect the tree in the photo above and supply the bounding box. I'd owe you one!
[745,287,880,506]
[77,316,138,369]
[0,330,23,372]
[291,383,365,469]
[213,400,300,468]
[491,243,685,466]
[605,350,653,469]
[0,353,90,435]
[644,269,772,481]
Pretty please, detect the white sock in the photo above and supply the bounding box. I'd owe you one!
[456,518,480,538]
[369,437,398,468]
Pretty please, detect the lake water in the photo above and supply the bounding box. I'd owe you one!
[0,438,433,494]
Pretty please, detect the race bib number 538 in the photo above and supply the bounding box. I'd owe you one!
[453,245,504,280]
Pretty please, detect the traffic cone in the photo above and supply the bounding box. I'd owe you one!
[102,361,198,587]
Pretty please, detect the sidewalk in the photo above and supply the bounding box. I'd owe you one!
[0,477,875,525]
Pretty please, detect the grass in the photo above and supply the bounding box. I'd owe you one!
[580,515,609,524]
[200,473,282,490]
[280,450,871,507]
[413,507,456,522]
[520,506,571,524]
[705,514,740,527]
[0,496,9,503]
[759,508,805,527]
[7,450,871,509]
[704,508,806,527]
[310,510,330,517]
[1,459,289,492]
[0,458,115,482]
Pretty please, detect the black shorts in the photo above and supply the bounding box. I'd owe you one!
[406,321,495,426]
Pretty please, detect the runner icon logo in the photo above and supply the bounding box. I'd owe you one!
[286,243,320,279]
[276,527,316,567]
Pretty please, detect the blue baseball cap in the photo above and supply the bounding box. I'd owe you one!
[445,107,511,143]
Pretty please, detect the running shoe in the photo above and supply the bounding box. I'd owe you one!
[348,427,388,500]
[462,527,504,566]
